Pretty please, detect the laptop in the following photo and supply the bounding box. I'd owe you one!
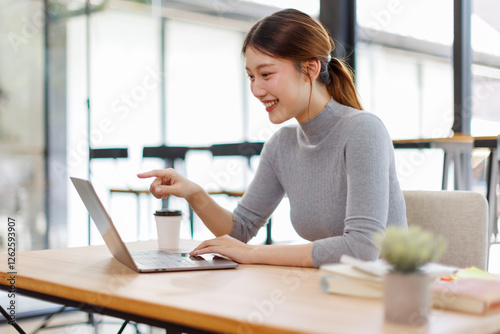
[70,177,238,273]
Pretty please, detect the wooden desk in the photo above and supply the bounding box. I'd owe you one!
[393,133,475,147]
[2,241,500,334]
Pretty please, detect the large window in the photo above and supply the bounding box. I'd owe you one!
[67,7,163,245]
[356,0,454,139]
[356,0,500,137]
[64,1,313,247]
[164,20,244,146]
[356,0,500,192]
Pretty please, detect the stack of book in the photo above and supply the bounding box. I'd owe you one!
[320,256,500,315]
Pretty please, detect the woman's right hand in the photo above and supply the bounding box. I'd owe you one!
[140,168,234,236]
[137,168,200,200]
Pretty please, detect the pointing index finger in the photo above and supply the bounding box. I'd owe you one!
[137,169,166,179]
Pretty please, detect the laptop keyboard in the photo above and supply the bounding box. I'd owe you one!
[131,250,196,268]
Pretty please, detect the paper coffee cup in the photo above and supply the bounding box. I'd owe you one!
[154,209,183,249]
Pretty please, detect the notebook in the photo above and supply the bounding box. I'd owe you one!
[70,177,238,273]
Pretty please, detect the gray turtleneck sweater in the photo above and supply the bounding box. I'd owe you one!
[229,98,407,267]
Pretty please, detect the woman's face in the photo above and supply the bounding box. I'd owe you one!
[245,47,311,124]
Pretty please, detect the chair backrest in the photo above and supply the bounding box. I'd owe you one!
[89,148,128,159]
[210,142,264,159]
[142,146,190,168]
[402,190,489,270]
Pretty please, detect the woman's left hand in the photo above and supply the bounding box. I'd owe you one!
[189,235,256,264]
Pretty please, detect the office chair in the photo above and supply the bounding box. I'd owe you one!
[142,145,190,169]
[403,190,489,270]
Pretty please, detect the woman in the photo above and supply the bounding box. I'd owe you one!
[138,9,407,268]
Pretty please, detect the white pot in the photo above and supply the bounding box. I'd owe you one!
[383,271,431,326]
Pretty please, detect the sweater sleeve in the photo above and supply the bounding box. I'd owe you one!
[312,113,394,267]
[230,132,285,242]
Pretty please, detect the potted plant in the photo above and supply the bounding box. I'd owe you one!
[374,226,447,326]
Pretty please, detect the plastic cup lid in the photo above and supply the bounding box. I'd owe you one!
[154,209,183,216]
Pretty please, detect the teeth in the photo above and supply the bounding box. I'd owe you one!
[264,100,278,108]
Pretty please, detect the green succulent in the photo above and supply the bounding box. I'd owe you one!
[374,226,447,273]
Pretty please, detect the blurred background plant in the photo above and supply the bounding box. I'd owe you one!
[375,226,447,273]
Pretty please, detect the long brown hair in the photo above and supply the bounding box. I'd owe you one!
[242,8,363,110]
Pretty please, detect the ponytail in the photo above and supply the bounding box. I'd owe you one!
[319,57,363,110]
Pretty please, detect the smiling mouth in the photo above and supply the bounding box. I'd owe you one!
[263,100,278,108]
